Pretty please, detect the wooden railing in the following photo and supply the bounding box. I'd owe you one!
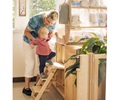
[77,53,106,100]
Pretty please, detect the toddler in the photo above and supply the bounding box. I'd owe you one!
[30,27,56,78]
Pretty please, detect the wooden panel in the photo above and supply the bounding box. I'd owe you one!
[56,42,65,63]
[77,53,106,100]
[65,60,76,100]
[89,53,94,100]
[53,43,65,98]
[65,45,81,100]
[94,54,106,100]
[76,53,106,100]
[98,78,106,100]
[93,58,99,100]
[64,24,70,44]
[56,70,64,86]
[89,54,106,100]
[77,55,89,100]
[55,43,82,100]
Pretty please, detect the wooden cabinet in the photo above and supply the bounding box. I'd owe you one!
[55,0,107,100]
[77,54,106,100]
[52,43,65,98]
[53,42,82,100]
[64,45,82,100]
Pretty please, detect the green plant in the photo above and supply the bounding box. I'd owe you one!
[65,33,107,86]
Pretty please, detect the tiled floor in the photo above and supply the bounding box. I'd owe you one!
[13,82,64,100]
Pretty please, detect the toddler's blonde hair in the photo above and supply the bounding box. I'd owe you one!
[38,27,49,38]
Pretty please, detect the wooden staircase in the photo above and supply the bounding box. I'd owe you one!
[31,62,64,100]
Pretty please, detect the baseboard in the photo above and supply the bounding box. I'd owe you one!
[13,76,36,83]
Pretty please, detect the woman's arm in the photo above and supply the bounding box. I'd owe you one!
[24,27,36,41]
[30,38,39,45]
[47,30,55,41]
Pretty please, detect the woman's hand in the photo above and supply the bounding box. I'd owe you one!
[48,30,54,38]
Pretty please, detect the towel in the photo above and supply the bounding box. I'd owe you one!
[89,12,99,26]
[89,0,99,7]
[59,2,70,24]
[98,12,107,26]
[99,0,107,7]
[81,0,89,7]
[72,0,81,7]
[71,15,80,26]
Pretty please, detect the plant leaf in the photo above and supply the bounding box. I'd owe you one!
[76,37,88,43]
[81,37,99,53]
[92,45,100,53]
[64,55,80,64]
[74,78,77,87]
[65,62,80,78]
[71,71,77,76]
[98,46,107,54]
[90,32,99,38]
[65,62,80,72]
[66,37,88,45]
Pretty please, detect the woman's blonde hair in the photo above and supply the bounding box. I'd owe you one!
[47,11,58,21]
[38,27,49,37]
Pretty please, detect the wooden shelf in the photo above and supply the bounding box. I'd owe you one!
[72,6,107,9]
[66,41,86,45]
[71,26,107,28]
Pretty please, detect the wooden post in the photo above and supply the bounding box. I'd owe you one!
[77,54,89,100]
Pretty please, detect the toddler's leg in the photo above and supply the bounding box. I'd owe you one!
[46,52,56,65]
[38,55,47,74]
[47,52,56,60]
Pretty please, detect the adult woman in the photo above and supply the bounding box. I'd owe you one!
[22,11,58,96]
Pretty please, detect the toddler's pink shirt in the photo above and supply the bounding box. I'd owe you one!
[30,37,51,55]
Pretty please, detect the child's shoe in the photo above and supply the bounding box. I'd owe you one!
[40,73,46,79]
[46,60,53,65]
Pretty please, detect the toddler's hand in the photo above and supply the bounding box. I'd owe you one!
[30,44,34,49]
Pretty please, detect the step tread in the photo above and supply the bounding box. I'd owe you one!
[46,62,65,69]
[32,86,50,93]
[32,86,42,93]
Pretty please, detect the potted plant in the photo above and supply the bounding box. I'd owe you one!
[64,33,107,86]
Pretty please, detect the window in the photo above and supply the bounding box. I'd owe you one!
[29,0,56,18]
[12,0,64,30]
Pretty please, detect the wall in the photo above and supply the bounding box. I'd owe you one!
[14,0,29,30]
[13,0,39,77]
[13,30,25,77]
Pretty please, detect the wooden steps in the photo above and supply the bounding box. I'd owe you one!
[31,62,65,100]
